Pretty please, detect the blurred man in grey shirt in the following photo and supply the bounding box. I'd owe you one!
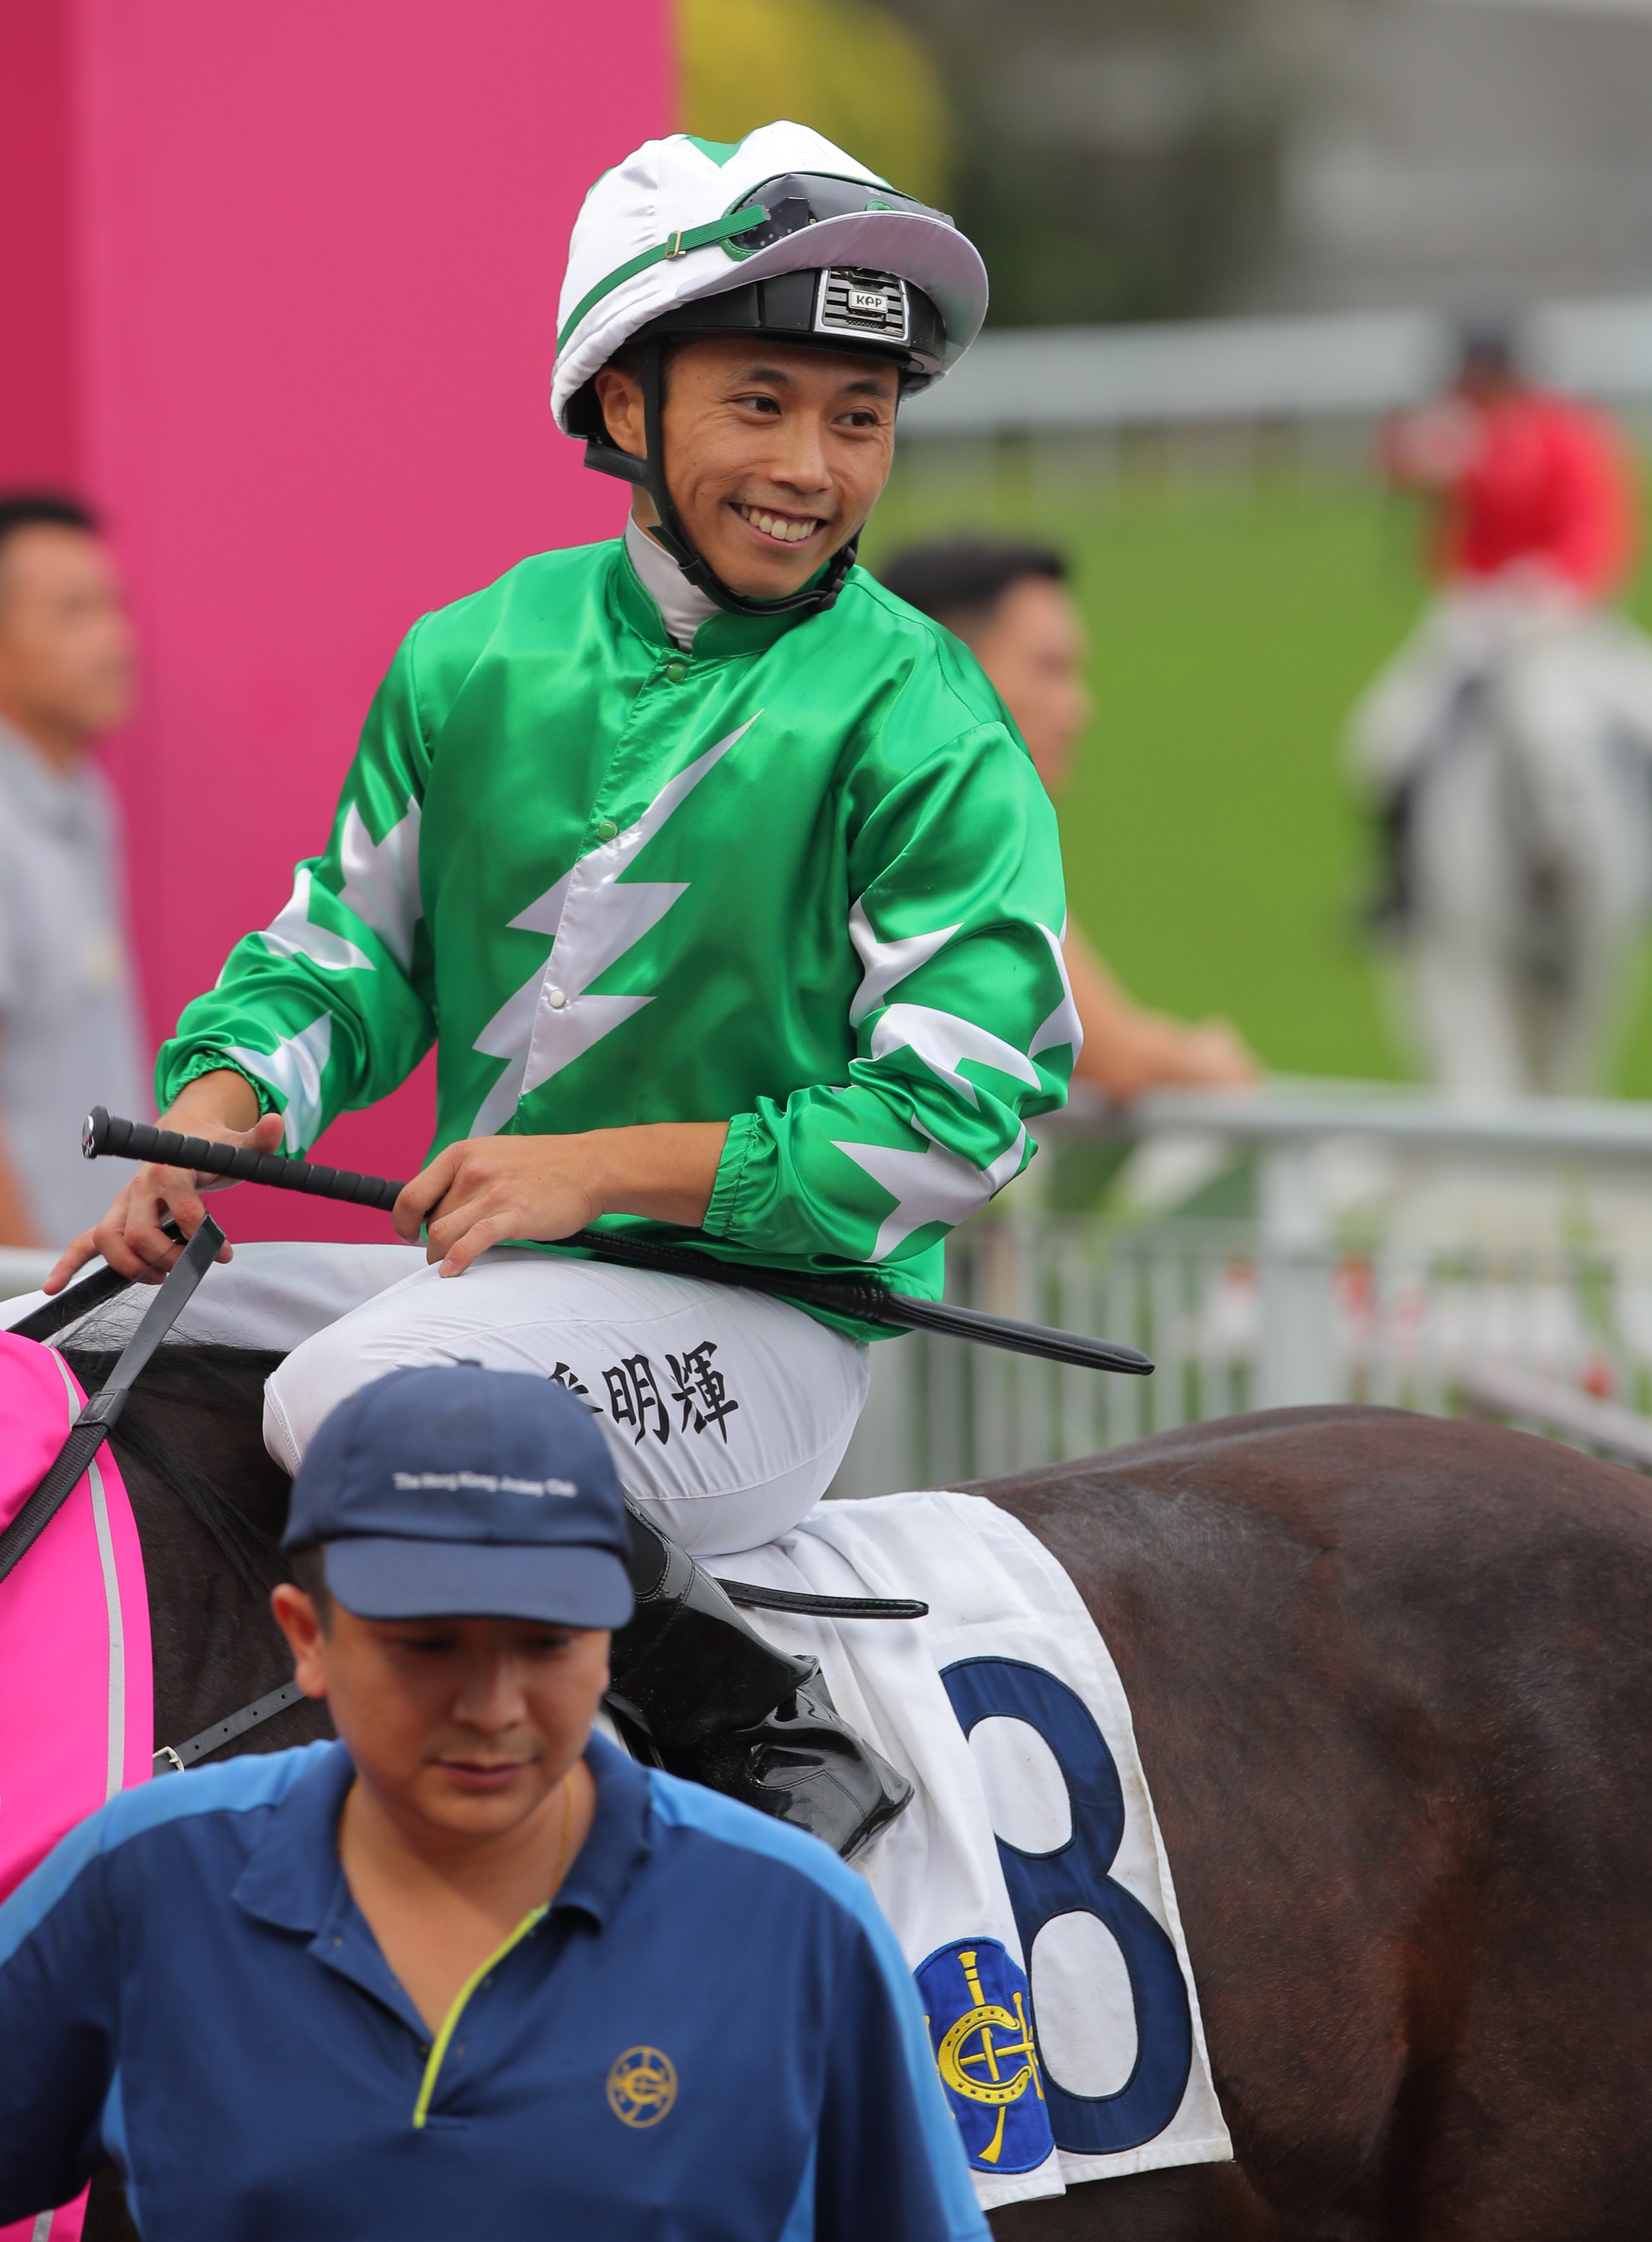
[0,494,148,1246]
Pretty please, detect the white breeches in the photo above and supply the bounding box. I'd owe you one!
[262,1248,870,1559]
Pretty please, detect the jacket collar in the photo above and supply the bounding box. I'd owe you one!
[232,1730,654,1938]
[609,532,833,666]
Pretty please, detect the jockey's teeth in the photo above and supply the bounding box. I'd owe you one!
[737,505,817,544]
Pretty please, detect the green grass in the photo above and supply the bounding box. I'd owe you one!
[862,446,1652,1095]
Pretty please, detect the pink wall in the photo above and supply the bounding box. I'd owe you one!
[8,1,669,1238]
[0,1,77,487]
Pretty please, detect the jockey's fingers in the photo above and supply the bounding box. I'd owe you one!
[394,1144,466,1241]
[421,1187,498,1258]
[97,1223,174,1283]
[151,1169,212,1238]
[177,1111,285,1197]
[123,1173,218,1275]
[436,1214,509,1278]
[43,1229,101,1295]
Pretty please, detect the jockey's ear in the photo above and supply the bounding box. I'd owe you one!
[592,357,648,463]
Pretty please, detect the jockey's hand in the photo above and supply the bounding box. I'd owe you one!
[44,1075,279,1292]
[397,1123,731,1278]
[397,1136,603,1279]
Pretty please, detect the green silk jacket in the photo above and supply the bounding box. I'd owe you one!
[158,539,1078,1332]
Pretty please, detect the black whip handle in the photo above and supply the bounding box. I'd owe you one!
[82,1109,1154,1378]
[84,1105,402,1211]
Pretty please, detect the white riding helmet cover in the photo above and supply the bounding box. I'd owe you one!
[551,120,989,434]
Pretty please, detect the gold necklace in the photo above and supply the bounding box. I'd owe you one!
[549,1770,575,1897]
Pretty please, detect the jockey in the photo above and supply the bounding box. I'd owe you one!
[48,124,1077,1857]
[1383,319,1636,608]
[1353,319,1644,864]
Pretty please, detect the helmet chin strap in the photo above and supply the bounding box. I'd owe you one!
[584,338,860,621]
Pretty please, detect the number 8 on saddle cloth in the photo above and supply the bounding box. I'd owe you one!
[928,1657,1194,2165]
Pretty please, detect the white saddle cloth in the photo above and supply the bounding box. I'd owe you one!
[704,1490,1233,2212]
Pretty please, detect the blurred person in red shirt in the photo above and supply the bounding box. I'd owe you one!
[1383,322,1636,604]
[880,537,1256,1103]
[1351,323,1652,1092]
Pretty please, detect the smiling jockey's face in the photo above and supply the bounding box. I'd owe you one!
[594,336,900,602]
[274,1587,610,1845]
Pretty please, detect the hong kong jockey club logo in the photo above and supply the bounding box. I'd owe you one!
[606,2045,678,2128]
[915,1939,1053,2174]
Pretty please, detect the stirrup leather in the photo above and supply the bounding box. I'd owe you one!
[605,1503,911,1858]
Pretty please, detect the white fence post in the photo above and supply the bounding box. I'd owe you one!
[827,1087,1652,1491]
[1257,1139,1338,1407]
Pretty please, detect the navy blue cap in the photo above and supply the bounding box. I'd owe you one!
[282,1363,634,1629]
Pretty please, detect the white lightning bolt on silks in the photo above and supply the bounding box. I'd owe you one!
[259,869,375,975]
[870,1004,1041,1106]
[847,897,961,1026]
[255,801,422,981]
[469,719,755,1136]
[1028,920,1083,1061]
[338,799,422,972]
[832,1124,1028,1262]
[223,1013,333,1152]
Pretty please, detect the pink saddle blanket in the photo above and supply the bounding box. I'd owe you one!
[0,1333,154,2242]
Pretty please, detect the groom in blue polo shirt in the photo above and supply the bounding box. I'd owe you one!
[0,1364,985,2241]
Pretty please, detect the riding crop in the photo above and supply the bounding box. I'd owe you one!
[81,1108,1153,1378]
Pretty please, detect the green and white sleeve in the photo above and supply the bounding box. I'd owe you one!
[155,630,435,1149]
[703,723,1077,1279]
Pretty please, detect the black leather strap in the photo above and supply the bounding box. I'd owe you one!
[153,1680,305,1776]
[0,1219,224,1587]
[717,1580,928,1619]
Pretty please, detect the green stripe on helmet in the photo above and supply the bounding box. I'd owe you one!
[556,203,769,354]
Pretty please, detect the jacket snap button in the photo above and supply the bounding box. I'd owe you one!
[547,986,568,1011]
[665,658,688,682]
[597,818,617,840]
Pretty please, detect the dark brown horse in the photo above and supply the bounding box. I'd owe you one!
[64,1345,1652,2241]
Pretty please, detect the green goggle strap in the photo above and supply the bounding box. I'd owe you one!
[557,203,769,353]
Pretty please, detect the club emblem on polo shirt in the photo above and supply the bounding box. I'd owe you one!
[606,2045,677,2128]
[916,1940,1053,2173]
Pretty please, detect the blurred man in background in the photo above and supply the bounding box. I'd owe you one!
[880,537,1255,1101]
[1382,321,1635,604]
[1351,324,1652,1092]
[0,494,148,1244]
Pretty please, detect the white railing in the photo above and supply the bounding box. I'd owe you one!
[828,1082,1652,1495]
[0,1248,57,1307]
[896,295,1652,440]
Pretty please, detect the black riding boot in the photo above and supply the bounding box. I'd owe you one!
[605,1502,911,1858]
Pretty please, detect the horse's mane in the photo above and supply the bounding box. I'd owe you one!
[62,1341,290,1601]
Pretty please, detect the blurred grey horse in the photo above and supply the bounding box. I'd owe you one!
[1351,581,1652,1093]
